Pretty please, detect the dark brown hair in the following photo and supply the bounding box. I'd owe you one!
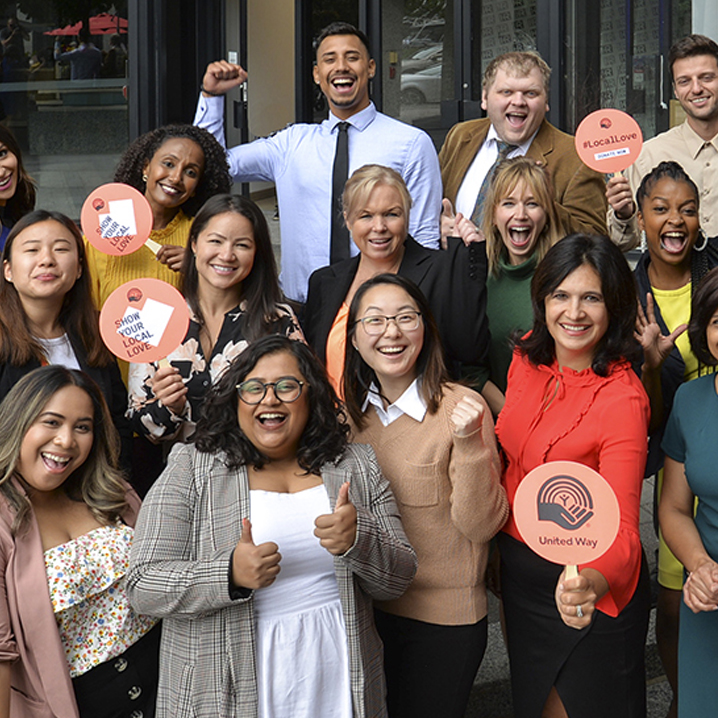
[343,273,449,428]
[0,124,35,225]
[180,194,285,341]
[0,210,112,367]
[517,234,639,375]
[669,34,718,78]
[688,267,718,366]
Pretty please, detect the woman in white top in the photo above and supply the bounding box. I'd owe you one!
[0,210,131,473]
[127,335,417,718]
[0,365,158,718]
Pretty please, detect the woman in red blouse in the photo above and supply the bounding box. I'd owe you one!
[496,233,651,718]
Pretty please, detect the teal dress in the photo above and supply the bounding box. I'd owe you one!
[662,372,718,717]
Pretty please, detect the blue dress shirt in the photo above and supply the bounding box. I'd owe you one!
[194,96,441,302]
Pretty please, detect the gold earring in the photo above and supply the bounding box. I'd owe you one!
[142,174,148,182]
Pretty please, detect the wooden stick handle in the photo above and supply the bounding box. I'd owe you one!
[565,564,579,579]
[145,237,162,255]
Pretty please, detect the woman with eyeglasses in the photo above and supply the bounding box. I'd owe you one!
[343,274,508,718]
[127,334,417,718]
[303,164,488,395]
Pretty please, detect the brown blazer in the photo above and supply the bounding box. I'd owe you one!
[439,117,608,236]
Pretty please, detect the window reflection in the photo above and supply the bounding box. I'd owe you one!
[0,4,129,218]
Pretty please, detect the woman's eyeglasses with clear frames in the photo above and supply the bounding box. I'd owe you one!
[236,377,307,404]
[355,311,422,335]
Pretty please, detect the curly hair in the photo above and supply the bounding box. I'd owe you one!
[0,366,128,534]
[343,274,449,428]
[0,210,112,367]
[194,335,349,473]
[114,124,231,218]
[0,124,35,224]
[180,194,285,341]
[517,233,639,375]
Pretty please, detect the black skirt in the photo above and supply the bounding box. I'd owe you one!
[498,533,650,718]
[71,622,161,718]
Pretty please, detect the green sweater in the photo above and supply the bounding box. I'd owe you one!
[471,254,536,392]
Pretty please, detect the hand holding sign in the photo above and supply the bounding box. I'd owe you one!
[513,461,620,629]
[150,364,188,415]
[314,482,357,555]
[81,183,161,257]
[574,109,643,176]
[99,278,190,364]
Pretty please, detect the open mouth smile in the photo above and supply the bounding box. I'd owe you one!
[660,231,689,254]
[41,451,71,473]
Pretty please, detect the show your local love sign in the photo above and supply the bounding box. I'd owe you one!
[100,278,189,364]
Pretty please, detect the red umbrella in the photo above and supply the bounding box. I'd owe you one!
[44,15,127,36]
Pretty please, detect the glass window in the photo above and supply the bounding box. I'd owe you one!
[0,3,129,219]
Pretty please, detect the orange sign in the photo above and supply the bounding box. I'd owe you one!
[81,183,154,256]
[574,109,644,174]
[513,461,620,566]
[99,278,190,363]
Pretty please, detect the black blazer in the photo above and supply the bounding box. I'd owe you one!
[0,331,133,477]
[303,235,489,377]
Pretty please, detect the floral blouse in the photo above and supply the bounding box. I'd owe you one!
[127,301,304,442]
[45,524,157,678]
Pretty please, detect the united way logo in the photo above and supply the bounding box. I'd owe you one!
[537,475,594,531]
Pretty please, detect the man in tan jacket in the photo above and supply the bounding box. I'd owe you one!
[439,51,610,243]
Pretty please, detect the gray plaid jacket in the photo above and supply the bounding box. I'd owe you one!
[127,442,417,718]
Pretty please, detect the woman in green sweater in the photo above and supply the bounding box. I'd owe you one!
[460,157,562,415]
[343,273,508,718]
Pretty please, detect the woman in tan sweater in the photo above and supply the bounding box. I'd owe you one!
[343,273,508,718]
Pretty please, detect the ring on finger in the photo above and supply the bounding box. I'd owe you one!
[576,604,584,619]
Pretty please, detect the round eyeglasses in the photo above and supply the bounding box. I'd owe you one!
[355,311,422,335]
[236,377,307,405]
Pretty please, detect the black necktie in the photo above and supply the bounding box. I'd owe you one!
[330,121,350,263]
[471,140,517,226]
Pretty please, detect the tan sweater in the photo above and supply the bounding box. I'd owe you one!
[351,383,508,625]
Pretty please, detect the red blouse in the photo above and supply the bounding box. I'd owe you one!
[496,351,650,617]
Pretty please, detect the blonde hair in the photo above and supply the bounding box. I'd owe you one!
[483,51,551,95]
[342,164,412,227]
[481,157,562,276]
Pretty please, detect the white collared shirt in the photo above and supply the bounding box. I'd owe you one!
[361,379,427,427]
[454,125,538,218]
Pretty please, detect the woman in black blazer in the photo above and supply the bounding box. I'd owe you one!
[303,164,489,392]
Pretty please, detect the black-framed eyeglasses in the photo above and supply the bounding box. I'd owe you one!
[355,311,422,335]
[236,377,307,405]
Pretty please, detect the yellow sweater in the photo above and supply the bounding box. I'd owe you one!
[351,383,508,625]
[84,210,193,309]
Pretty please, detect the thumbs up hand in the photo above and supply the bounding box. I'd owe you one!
[314,482,357,555]
[440,198,456,249]
[232,518,281,589]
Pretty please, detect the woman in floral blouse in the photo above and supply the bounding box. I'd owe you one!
[127,194,303,445]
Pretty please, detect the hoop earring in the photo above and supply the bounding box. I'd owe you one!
[142,173,148,183]
[694,229,708,252]
[640,229,647,253]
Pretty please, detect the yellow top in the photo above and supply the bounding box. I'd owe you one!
[84,210,193,309]
[652,281,699,381]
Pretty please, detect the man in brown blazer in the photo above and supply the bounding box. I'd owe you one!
[439,51,610,242]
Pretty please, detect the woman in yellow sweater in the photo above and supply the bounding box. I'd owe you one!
[85,124,232,309]
[343,273,508,718]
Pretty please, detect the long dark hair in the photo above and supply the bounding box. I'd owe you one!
[343,274,449,428]
[114,124,231,218]
[0,210,112,367]
[0,125,35,224]
[194,335,349,473]
[517,234,639,375]
[0,366,127,534]
[180,194,286,341]
[688,267,718,366]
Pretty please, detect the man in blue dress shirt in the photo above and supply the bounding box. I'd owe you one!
[194,22,441,304]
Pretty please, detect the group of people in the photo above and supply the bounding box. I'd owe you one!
[0,16,714,718]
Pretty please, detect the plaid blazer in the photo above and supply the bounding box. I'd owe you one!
[127,442,417,718]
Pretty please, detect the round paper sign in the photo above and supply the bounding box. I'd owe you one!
[513,461,620,566]
[99,278,190,364]
[81,183,154,256]
[574,109,643,174]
